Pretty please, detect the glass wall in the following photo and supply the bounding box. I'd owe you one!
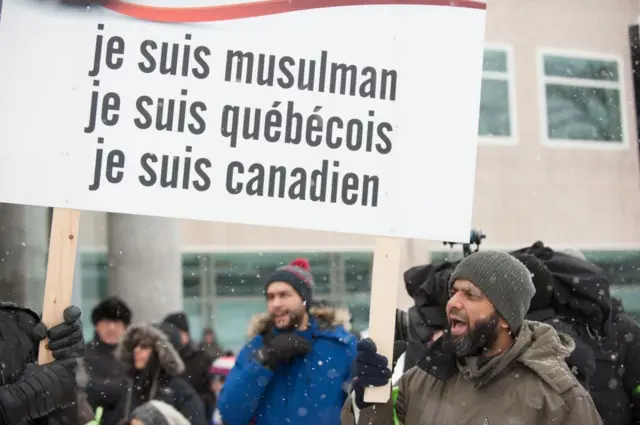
[79,251,374,351]
[80,247,640,350]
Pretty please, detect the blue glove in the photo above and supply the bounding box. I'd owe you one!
[351,338,393,410]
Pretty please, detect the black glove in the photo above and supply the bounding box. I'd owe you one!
[351,339,407,410]
[254,334,312,370]
[0,359,78,425]
[32,305,84,360]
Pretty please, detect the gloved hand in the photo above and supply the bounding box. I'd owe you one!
[32,305,85,359]
[254,334,312,370]
[351,338,406,410]
[0,358,78,425]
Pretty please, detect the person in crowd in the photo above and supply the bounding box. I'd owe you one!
[208,354,236,425]
[510,252,597,386]
[113,323,206,425]
[85,297,132,425]
[0,303,85,425]
[161,313,216,420]
[199,329,223,360]
[399,251,597,387]
[129,400,190,425]
[344,251,602,425]
[514,242,640,425]
[217,258,357,425]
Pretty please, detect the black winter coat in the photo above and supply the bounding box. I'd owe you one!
[111,324,206,425]
[0,303,80,425]
[179,344,215,409]
[514,241,640,425]
[84,336,129,424]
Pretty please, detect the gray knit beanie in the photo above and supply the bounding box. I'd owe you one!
[131,401,190,425]
[449,251,535,333]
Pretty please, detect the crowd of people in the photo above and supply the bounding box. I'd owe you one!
[1,244,639,425]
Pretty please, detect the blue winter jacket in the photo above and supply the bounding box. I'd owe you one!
[217,307,357,425]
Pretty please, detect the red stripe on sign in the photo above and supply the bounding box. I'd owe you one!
[102,0,486,23]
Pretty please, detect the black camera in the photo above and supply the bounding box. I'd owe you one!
[442,228,486,257]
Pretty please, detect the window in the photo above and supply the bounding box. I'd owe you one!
[479,47,515,140]
[584,250,640,321]
[540,52,624,144]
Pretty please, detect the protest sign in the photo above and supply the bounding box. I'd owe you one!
[0,0,486,390]
[0,0,484,242]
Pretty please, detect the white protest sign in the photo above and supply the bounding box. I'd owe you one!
[0,0,485,242]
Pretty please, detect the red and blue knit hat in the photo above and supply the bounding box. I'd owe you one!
[265,258,315,307]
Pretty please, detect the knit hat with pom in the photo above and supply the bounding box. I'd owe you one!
[265,258,315,308]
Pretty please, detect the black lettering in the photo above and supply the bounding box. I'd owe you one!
[277,56,295,88]
[257,54,275,86]
[181,34,192,77]
[376,122,393,154]
[326,116,343,149]
[284,101,302,144]
[182,146,192,189]
[102,92,121,127]
[221,159,380,207]
[246,163,264,196]
[139,153,158,186]
[221,105,239,147]
[160,42,179,75]
[226,161,244,194]
[330,62,357,96]
[105,36,125,70]
[345,119,363,151]
[310,159,329,202]
[305,106,323,147]
[105,149,125,184]
[88,24,105,77]
[225,50,254,83]
[242,107,261,141]
[160,155,180,188]
[84,80,120,133]
[361,175,379,206]
[264,102,282,142]
[341,173,359,205]
[380,69,398,101]
[288,168,306,200]
[134,95,153,129]
[88,137,105,191]
[138,40,158,73]
[156,98,175,131]
[189,102,207,135]
[193,46,211,79]
[193,158,211,191]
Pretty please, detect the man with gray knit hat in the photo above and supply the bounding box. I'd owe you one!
[342,251,603,425]
[443,250,535,357]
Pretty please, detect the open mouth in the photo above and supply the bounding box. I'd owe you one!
[273,314,290,324]
[449,317,468,336]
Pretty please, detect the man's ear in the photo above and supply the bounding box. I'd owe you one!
[498,317,510,330]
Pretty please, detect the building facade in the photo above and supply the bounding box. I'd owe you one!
[20,0,640,350]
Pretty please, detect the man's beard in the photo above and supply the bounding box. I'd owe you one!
[442,311,501,357]
[271,310,305,331]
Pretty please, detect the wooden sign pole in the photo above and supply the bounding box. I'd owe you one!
[363,236,402,403]
[38,208,81,364]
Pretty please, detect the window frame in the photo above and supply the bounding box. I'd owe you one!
[478,43,518,146]
[537,48,629,150]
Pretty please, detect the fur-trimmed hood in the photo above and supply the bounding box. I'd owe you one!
[116,323,185,376]
[247,305,352,339]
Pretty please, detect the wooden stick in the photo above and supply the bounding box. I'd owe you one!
[363,236,402,403]
[38,208,81,364]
